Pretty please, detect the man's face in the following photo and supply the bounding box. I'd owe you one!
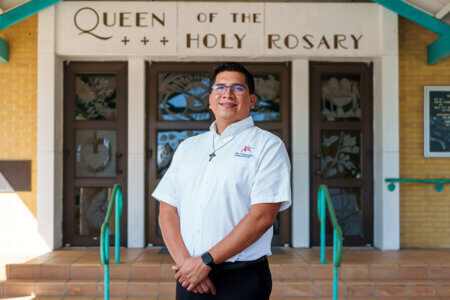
[209,71,256,127]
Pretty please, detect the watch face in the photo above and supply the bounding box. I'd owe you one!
[202,252,213,265]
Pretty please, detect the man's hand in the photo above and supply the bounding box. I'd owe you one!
[173,256,212,292]
[191,277,216,294]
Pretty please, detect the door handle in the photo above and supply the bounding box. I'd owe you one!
[314,153,321,158]
[315,170,321,175]
[147,148,153,159]
[116,152,123,175]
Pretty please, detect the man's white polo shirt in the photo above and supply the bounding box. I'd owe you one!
[152,116,291,262]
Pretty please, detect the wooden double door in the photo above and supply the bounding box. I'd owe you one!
[146,62,292,246]
[310,62,374,247]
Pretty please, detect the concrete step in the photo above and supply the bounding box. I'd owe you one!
[6,263,450,281]
[1,279,450,299]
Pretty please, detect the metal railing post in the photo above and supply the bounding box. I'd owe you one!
[115,188,122,263]
[317,184,343,300]
[319,188,326,264]
[100,184,123,300]
[333,229,338,300]
[104,226,110,300]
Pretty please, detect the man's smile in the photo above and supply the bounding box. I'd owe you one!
[219,102,238,108]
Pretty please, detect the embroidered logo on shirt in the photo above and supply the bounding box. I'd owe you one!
[240,146,253,153]
[235,145,254,158]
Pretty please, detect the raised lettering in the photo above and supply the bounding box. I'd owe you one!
[351,34,363,49]
[268,34,281,49]
[119,12,132,27]
[152,13,165,27]
[284,34,299,49]
[209,13,217,22]
[186,34,199,48]
[103,12,116,27]
[221,34,232,49]
[203,34,217,48]
[318,36,330,49]
[231,13,238,23]
[302,34,314,49]
[241,13,251,23]
[334,34,347,49]
[253,13,261,23]
[136,12,148,27]
[235,34,245,49]
[197,13,207,23]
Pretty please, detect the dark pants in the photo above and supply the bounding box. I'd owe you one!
[176,256,272,300]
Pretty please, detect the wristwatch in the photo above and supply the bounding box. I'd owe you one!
[201,251,216,268]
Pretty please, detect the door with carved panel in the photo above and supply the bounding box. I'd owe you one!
[147,62,291,246]
[310,62,373,246]
[63,62,127,246]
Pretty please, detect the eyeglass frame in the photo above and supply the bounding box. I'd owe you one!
[210,84,248,96]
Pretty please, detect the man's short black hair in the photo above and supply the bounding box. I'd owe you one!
[210,62,255,94]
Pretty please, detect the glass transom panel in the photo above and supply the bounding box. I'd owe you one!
[321,130,362,179]
[76,74,117,120]
[76,130,117,178]
[158,73,211,121]
[157,72,282,122]
[321,75,361,121]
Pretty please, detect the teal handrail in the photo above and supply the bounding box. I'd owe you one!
[317,184,343,300]
[385,178,449,192]
[100,184,123,300]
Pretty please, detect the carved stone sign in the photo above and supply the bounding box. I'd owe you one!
[55,2,382,57]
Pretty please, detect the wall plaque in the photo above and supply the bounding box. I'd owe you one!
[424,86,450,157]
[0,160,32,192]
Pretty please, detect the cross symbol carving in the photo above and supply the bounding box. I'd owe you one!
[141,37,149,45]
[160,37,169,46]
[121,36,130,45]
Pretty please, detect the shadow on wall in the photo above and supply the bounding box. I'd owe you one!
[0,192,50,280]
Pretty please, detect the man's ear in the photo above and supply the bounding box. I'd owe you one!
[250,94,256,109]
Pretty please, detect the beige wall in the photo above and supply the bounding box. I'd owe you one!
[399,17,450,248]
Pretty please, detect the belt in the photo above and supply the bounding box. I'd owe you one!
[213,256,267,272]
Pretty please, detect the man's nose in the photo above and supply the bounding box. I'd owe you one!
[223,87,234,97]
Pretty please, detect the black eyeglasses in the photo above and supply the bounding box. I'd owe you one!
[211,84,247,95]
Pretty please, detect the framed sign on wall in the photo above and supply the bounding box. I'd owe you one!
[424,86,450,157]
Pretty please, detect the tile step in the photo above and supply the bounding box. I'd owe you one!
[1,296,450,300]
[13,297,450,300]
[6,263,450,281]
[1,279,449,298]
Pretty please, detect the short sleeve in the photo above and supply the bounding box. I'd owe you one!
[151,142,184,207]
[250,138,292,211]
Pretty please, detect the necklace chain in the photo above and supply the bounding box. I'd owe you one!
[209,135,234,161]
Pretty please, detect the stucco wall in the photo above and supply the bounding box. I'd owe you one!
[398,17,450,248]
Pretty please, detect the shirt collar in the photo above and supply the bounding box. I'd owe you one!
[210,116,254,138]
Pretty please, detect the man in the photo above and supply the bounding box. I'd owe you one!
[152,62,291,299]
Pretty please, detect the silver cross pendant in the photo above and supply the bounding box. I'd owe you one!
[208,152,216,161]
